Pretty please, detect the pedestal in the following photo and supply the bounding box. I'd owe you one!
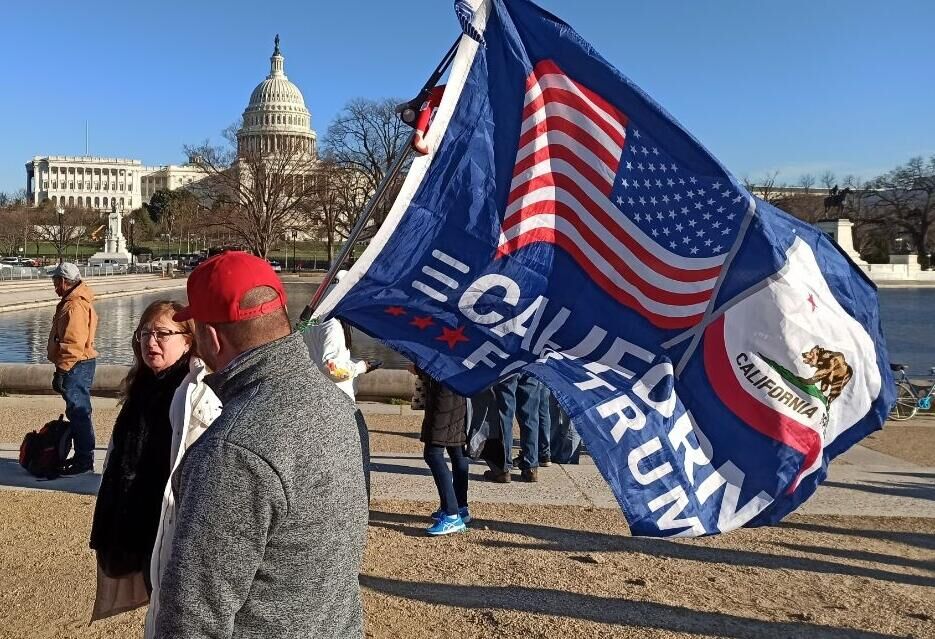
[816,219,867,266]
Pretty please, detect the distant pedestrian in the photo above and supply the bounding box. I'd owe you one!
[154,252,369,639]
[483,373,549,483]
[413,366,471,535]
[47,262,98,476]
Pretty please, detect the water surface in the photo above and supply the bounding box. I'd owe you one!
[0,285,930,376]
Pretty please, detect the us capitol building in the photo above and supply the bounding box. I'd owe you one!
[23,36,316,212]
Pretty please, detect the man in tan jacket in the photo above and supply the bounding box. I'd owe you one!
[47,262,98,476]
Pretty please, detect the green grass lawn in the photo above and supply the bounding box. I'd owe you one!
[17,240,339,265]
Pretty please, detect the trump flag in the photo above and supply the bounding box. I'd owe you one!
[315,0,894,536]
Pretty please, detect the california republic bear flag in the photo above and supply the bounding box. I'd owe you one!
[314,0,894,535]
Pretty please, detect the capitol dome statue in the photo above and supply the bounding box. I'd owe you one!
[237,35,317,159]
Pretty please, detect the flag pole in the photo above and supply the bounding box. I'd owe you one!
[296,37,461,328]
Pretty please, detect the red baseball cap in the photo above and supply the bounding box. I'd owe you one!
[173,251,287,323]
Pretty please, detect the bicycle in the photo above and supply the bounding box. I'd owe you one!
[889,363,935,421]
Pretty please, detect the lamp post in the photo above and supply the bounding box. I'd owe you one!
[55,204,65,264]
[129,217,136,268]
[292,229,298,273]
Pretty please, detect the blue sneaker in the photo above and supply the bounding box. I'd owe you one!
[426,514,466,536]
[431,507,472,525]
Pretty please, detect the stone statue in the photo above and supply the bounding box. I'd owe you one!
[274,34,281,55]
[823,187,852,215]
[104,201,126,254]
[89,197,131,265]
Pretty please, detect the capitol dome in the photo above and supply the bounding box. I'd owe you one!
[237,35,317,159]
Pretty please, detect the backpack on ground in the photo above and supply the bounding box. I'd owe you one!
[19,415,72,480]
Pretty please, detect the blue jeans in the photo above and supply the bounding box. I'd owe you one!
[423,444,469,516]
[489,376,518,472]
[536,382,552,462]
[549,394,581,464]
[502,374,548,471]
[54,359,96,466]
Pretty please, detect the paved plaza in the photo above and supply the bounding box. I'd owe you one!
[1,400,933,519]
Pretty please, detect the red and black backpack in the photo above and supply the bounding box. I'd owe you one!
[19,415,72,480]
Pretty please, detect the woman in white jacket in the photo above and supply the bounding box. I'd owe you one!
[306,270,380,401]
[143,356,222,638]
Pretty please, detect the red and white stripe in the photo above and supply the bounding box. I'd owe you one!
[497,60,725,329]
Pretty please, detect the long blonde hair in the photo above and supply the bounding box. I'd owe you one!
[119,300,195,401]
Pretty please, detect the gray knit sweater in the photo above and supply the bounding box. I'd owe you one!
[154,332,369,638]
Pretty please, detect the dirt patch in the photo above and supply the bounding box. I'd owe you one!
[862,422,935,467]
[364,413,424,455]
[1,491,932,639]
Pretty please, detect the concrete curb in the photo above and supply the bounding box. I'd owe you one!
[0,362,416,400]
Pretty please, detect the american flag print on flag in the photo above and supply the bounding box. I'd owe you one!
[498,60,747,329]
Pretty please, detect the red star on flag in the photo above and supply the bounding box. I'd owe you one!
[436,326,469,350]
[410,315,435,330]
[384,306,407,317]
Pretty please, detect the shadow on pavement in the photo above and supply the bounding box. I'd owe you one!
[0,457,100,495]
[779,520,935,551]
[368,429,421,440]
[359,575,905,639]
[368,509,935,589]
[772,541,935,573]
[823,479,935,502]
[370,462,432,477]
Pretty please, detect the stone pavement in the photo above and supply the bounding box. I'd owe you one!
[0,402,932,520]
[0,274,186,313]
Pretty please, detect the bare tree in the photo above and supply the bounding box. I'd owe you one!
[321,98,412,227]
[743,170,783,203]
[853,156,935,269]
[185,137,320,258]
[819,170,837,191]
[0,200,36,257]
[31,203,94,263]
[304,158,372,263]
[798,173,815,193]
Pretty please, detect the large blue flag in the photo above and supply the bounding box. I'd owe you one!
[316,0,894,536]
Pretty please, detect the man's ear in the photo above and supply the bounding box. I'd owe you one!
[205,323,223,356]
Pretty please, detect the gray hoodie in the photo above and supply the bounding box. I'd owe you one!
[154,332,369,638]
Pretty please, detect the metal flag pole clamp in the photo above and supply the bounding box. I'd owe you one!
[296,37,461,330]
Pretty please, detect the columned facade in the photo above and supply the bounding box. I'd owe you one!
[25,156,142,211]
[24,156,207,210]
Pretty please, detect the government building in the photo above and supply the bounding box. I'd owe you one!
[23,35,316,211]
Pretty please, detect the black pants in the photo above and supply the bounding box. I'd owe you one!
[423,444,469,516]
[354,409,371,500]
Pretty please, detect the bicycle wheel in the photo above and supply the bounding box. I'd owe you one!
[890,383,918,421]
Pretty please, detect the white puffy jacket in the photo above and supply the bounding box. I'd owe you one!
[306,317,367,401]
[143,357,222,639]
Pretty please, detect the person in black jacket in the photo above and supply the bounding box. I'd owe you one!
[90,300,195,620]
[415,366,471,535]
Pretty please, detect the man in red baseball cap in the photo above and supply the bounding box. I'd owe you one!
[156,252,369,639]
[172,250,290,371]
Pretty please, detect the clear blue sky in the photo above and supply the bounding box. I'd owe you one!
[1,0,932,193]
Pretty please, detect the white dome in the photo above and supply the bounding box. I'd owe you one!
[237,35,316,158]
[249,76,306,109]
